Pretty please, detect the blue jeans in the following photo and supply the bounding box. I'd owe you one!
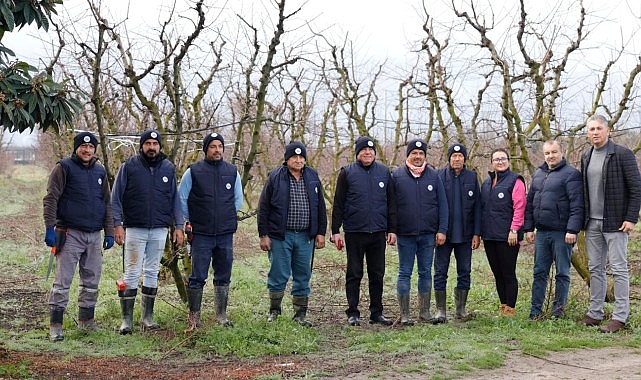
[585,219,630,323]
[267,230,313,296]
[434,241,472,291]
[188,233,234,289]
[530,230,573,317]
[123,227,168,289]
[396,234,435,295]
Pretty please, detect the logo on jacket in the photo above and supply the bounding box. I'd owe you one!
[427,185,433,191]
[162,176,168,183]
[468,190,474,197]
[226,183,232,190]
[498,192,505,199]
[378,181,384,188]
[98,178,102,185]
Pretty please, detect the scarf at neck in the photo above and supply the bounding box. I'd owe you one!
[406,158,426,178]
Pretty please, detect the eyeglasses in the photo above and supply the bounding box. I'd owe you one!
[492,157,509,163]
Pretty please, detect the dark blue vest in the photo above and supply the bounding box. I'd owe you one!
[392,165,441,235]
[187,159,238,235]
[481,170,523,241]
[439,167,481,241]
[58,156,107,232]
[342,161,389,233]
[121,155,176,228]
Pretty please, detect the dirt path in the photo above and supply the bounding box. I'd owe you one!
[466,347,641,379]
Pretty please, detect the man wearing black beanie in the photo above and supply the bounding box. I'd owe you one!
[434,143,481,323]
[179,132,244,332]
[331,136,397,326]
[111,129,184,334]
[258,141,327,326]
[43,131,114,341]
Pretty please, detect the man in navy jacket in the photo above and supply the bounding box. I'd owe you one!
[524,140,583,320]
[392,139,448,325]
[258,141,327,326]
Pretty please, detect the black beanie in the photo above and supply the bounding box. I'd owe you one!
[447,143,467,161]
[354,136,376,156]
[406,138,427,156]
[284,141,307,161]
[203,132,225,152]
[73,132,98,152]
[139,129,162,149]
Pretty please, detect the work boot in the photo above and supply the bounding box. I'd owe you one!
[78,307,98,331]
[418,292,432,322]
[454,288,472,321]
[432,290,447,324]
[292,296,312,327]
[119,288,137,335]
[214,285,233,327]
[267,291,284,322]
[398,294,414,326]
[140,286,160,331]
[49,306,65,342]
[184,287,203,333]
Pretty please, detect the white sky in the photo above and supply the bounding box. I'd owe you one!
[3,0,640,146]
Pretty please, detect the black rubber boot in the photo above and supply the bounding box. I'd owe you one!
[214,285,233,327]
[454,288,472,321]
[184,287,203,333]
[119,288,137,335]
[418,291,433,322]
[292,296,312,327]
[49,306,65,342]
[433,290,447,324]
[140,286,160,331]
[398,294,414,326]
[267,291,284,322]
[78,307,98,331]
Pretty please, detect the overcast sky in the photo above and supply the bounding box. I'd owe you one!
[4,0,639,146]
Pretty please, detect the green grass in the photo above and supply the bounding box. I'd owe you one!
[2,165,641,379]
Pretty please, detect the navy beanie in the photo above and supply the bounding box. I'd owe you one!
[447,143,467,161]
[406,138,428,156]
[203,132,225,152]
[284,141,307,161]
[354,136,376,156]
[73,132,98,152]
[139,129,162,149]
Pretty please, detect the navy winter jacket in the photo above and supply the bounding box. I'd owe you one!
[524,159,584,234]
[438,166,481,240]
[257,165,327,241]
[392,165,448,236]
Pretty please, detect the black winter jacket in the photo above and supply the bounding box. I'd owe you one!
[524,159,584,234]
[581,140,641,232]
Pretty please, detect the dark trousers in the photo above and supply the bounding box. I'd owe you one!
[344,231,387,319]
[483,240,519,307]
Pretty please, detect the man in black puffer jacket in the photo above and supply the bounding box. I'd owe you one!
[524,140,583,320]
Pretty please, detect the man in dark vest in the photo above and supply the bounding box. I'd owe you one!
[112,130,184,334]
[43,131,115,341]
[179,132,243,332]
[434,143,481,323]
[331,136,398,326]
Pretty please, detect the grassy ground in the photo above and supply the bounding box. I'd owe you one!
[1,164,640,379]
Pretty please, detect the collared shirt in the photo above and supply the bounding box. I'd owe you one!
[286,170,310,231]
